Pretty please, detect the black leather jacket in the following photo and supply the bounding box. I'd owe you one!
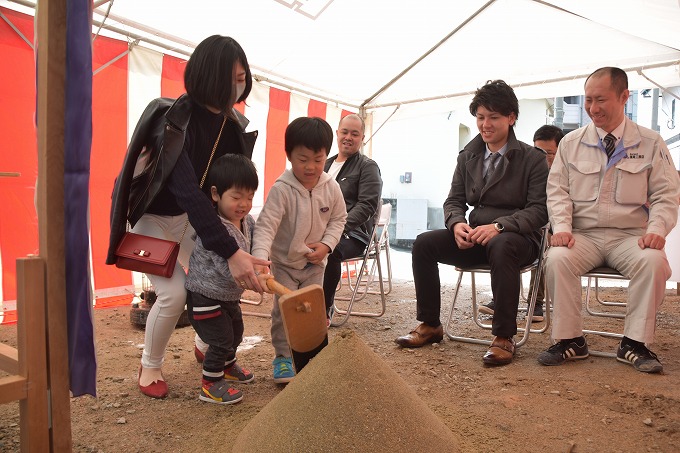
[106,94,256,264]
[324,152,383,245]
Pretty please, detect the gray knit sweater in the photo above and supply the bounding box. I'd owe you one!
[185,214,254,302]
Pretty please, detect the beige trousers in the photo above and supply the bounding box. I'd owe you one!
[545,228,671,344]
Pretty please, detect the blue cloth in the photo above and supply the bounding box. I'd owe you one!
[64,0,96,397]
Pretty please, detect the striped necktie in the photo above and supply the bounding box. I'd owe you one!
[484,153,501,184]
[603,133,616,159]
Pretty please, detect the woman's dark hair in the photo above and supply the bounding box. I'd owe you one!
[284,117,334,157]
[208,153,259,196]
[184,35,252,112]
[469,79,519,121]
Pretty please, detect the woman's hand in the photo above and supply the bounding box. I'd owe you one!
[227,249,271,293]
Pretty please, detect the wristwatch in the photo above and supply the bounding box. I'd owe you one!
[493,222,504,233]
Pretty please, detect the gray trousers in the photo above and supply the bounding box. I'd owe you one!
[270,263,325,357]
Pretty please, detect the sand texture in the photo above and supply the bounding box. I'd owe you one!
[232,330,459,452]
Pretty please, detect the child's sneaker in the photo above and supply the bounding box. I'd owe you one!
[199,379,243,405]
[224,362,254,383]
[272,356,295,384]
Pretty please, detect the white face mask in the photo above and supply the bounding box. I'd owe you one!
[234,82,246,103]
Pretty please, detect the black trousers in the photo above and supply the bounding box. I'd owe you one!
[323,235,367,315]
[411,228,537,338]
[186,290,244,381]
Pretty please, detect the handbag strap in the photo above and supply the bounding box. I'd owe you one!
[178,114,228,243]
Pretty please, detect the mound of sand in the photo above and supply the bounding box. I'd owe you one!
[232,330,459,452]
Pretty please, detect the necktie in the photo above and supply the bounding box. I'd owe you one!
[484,153,501,184]
[603,133,616,159]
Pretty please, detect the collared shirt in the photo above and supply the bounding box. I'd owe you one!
[483,143,508,177]
[596,119,625,150]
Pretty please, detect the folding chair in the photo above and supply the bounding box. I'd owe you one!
[585,267,627,317]
[541,265,628,358]
[240,292,271,318]
[340,203,393,297]
[331,206,388,327]
[580,266,628,357]
[444,226,550,348]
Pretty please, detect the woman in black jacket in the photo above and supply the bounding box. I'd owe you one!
[107,35,269,398]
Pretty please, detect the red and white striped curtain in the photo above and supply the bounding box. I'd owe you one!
[0,7,354,316]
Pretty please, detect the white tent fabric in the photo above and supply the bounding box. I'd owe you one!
[2,0,680,307]
[82,0,680,116]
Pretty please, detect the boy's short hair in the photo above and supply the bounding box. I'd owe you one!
[285,117,333,157]
[184,35,252,112]
[533,125,564,145]
[469,79,519,121]
[208,153,259,196]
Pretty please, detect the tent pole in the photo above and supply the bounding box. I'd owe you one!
[36,0,73,450]
[360,0,496,109]
[637,70,680,102]
[366,60,680,110]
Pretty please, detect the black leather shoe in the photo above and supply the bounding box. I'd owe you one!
[395,323,444,348]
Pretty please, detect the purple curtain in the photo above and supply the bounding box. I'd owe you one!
[64,0,96,397]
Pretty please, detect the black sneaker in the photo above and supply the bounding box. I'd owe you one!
[537,336,589,366]
[530,303,544,323]
[616,341,663,373]
[478,300,495,315]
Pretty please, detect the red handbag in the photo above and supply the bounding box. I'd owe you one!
[114,115,228,278]
[114,232,180,278]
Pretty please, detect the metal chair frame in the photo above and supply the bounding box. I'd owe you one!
[240,293,270,318]
[339,203,393,298]
[584,267,627,320]
[581,267,627,357]
[331,206,389,327]
[542,266,627,358]
[444,226,551,348]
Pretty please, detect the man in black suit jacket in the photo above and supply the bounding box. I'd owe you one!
[323,114,383,320]
[395,80,549,366]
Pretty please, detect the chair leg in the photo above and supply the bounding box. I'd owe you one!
[366,245,393,296]
[240,293,271,318]
[594,277,626,306]
[383,244,393,294]
[516,264,550,347]
[543,275,622,349]
[336,259,371,302]
[331,251,386,326]
[446,266,550,349]
[445,271,493,346]
[585,277,625,319]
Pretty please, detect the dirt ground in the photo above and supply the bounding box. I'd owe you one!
[1,273,680,453]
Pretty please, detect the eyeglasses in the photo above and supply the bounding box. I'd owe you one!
[536,147,557,156]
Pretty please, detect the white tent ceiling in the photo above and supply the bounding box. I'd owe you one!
[6,0,680,115]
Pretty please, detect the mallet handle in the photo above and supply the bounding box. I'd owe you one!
[266,278,292,296]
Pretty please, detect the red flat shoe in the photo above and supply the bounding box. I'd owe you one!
[194,346,205,364]
[138,366,168,399]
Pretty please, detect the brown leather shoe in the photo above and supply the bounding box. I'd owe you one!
[395,323,444,348]
[482,336,515,366]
